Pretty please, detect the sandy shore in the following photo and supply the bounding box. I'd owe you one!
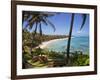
[37,38,68,49]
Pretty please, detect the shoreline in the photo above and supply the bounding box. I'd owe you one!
[36,38,68,49]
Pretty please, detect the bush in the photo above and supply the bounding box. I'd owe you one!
[71,51,89,66]
[23,46,30,54]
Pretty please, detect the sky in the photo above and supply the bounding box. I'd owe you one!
[23,11,89,37]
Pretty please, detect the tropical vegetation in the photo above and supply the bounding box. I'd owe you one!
[22,11,89,69]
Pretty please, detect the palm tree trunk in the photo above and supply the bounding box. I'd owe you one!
[30,23,38,55]
[66,13,75,65]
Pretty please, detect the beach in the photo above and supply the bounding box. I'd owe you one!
[35,36,89,53]
[38,38,68,49]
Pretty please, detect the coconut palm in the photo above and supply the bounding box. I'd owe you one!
[22,11,56,53]
[66,13,87,65]
[22,11,56,34]
[22,11,56,68]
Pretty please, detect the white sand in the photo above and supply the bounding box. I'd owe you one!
[37,38,68,49]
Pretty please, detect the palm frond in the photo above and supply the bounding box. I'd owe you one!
[24,14,30,21]
[41,18,48,26]
[23,11,56,35]
[44,17,56,32]
[80,14,87,30]
[29,22,35,30]
[24,16,38,29]
[42,12,56,17]
[24,21,29,29]
[29,16,38,24]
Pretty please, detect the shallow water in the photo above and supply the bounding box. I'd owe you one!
[44,36,89,54]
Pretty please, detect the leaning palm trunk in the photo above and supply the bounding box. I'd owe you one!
[66,13,75,65]
[30,23,38,55]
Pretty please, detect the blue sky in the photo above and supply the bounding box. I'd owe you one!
[23,12,89,37]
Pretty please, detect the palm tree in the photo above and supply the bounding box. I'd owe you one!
[22,11,56,68]
[66,13,87,65]
[23,11,56,36]
[22,11,56,53]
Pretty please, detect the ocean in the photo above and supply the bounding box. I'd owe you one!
[44,36,89,54]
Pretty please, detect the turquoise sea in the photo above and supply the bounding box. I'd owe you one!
[44,36,89,54]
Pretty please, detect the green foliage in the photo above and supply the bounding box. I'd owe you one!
[48,51,64,59]
[22,11,56,36]
[28,60,48,68]
[32,48,45,56]
[71,51,89,66]
[24,54,32,60]
[22,29,67,49]
[23,46,30,54]
[23,47,89,68]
